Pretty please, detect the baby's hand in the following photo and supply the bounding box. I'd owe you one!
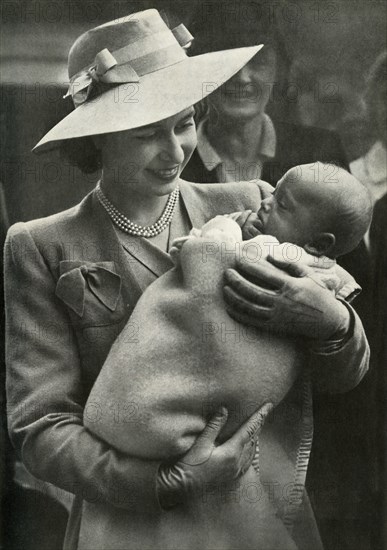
[225,210,253,227]
[241,212,264,240]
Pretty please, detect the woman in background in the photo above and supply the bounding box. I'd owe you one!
[182,12,349,186]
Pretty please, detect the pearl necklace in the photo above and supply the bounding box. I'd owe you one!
[95,182,179,237]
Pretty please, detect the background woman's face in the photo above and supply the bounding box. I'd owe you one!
[99,107,197,196]
[209,47,277,121]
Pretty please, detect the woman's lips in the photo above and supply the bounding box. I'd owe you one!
[147,166,179,181]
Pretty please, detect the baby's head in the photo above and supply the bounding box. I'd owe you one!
[257,162,373,258]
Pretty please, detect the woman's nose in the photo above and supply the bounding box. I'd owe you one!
[159,134,185,164]
[233,65,253,85]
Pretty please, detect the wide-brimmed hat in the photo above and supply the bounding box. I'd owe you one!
[33,9,262,153]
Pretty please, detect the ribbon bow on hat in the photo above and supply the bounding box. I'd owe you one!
[64,48,139,108]
[64,23,194,108]
[55,263,122,317]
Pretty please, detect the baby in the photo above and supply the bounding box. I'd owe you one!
[169,162,372,304]
[239,162,373,260]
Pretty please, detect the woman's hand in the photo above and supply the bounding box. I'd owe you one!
[223,253,350,341]
[157,403,273,509]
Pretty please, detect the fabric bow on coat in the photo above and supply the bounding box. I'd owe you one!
[55,262,122,317]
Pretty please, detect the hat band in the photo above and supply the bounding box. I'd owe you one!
[65,23,193,108]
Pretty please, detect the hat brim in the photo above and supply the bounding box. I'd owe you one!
[33,45,263,153]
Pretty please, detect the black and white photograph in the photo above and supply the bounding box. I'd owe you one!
[1,1,386,549]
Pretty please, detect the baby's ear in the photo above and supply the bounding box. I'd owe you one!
[304,233,336,256]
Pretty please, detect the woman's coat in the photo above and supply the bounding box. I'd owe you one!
[5,180,369,549]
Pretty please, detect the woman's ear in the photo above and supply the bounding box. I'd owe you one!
[304,233,336,256]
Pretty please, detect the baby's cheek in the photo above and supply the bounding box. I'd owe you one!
[264,213,286,241]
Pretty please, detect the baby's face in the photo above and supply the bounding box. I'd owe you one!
[257,175,319,245]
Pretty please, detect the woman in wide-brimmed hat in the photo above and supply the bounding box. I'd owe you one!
[5,9,369,550]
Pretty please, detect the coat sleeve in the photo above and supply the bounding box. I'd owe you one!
[4,222,162,512]
[308,301,369,394]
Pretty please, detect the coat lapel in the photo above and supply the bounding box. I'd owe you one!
[118,232,173,278]
[114,186,193,279]
[55,191,143,316]
[114,181,205,278]
[92,193,145,312]
[179,179,209,229]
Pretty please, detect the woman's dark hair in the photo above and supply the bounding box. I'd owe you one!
[60,135,102,174]
[189,3,290,69]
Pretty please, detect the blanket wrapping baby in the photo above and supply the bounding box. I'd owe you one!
[85,217,304,460]
[82,217,310,550]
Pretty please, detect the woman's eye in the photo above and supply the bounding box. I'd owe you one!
[177,120,195,131]
[134,130,157,140]
[138,134,156,140]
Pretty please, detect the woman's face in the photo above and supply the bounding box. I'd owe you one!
[208,47,277,121]
[99,107,197,197]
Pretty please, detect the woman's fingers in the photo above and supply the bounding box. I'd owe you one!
[224,285,272,321]
[198,407,229,443]
[228,404,273,448]
[181,407,228,466]
[165,405,275,505]
[233,257,288,290]
[266,252,309,278]
[226,404,274,472]
[224,268,277,307]
[240,403,274,444]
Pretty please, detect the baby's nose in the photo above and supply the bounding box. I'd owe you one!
[260,196,273,212]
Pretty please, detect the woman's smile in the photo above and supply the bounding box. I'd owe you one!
[147,165,180,182]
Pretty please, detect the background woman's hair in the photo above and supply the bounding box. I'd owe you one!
[365,50,387,145]
[188,5,292,122]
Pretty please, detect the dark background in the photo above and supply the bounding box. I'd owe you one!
[1,2,386,550]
